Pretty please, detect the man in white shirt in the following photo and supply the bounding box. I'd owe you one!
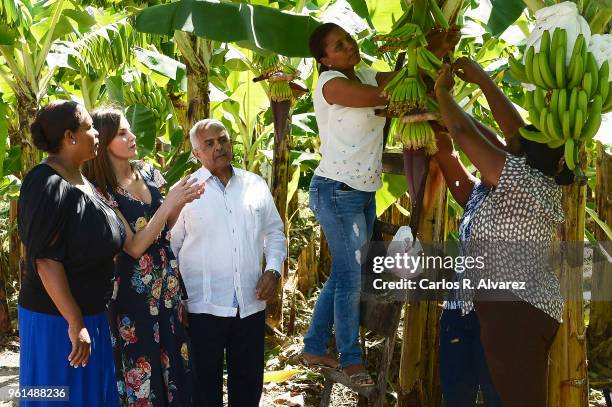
[170,119,286,407]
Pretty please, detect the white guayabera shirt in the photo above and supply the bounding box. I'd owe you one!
[170,166,286,318]
[313,67,387,192]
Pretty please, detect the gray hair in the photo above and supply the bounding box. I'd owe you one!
[189,119,227,149]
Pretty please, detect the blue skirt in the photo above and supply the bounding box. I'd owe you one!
[18,306,120,407]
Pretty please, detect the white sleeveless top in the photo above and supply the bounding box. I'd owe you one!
[313,68,387,192]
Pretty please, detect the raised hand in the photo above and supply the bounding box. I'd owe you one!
[165,177,205,209]
[452,57,489,85]
[426,26,461,59]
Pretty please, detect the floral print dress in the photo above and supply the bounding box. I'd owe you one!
[100,161,193,407]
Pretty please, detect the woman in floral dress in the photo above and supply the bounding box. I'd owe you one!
[83,107,204,406]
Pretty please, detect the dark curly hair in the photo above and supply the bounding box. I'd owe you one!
[519,125,574,185]
[30,101,82,154]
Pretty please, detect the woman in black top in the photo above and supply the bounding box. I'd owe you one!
[18,101,125,406]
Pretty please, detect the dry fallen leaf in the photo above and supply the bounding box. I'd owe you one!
[264,369,301,383]
[272,391,305,406]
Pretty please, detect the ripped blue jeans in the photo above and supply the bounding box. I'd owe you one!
[303,175,376,368]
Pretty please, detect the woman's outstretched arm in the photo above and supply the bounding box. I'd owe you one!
[322,77,390,107]
[453,57,525,141]
[431,126,478,207]
[434,65,506,187]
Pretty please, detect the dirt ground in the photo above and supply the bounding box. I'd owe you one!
[0,332,360,407]
[1,333,609,406]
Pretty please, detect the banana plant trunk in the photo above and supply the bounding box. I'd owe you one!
[181,33,211,135]
[266,99,292,330]
[547,182,588,407]
[397,158,446,407]
[16,97,40,175]
[0,254,9,334]
[9,96,38,287]
[186,64,210,128]
[4,96,38,334]
[586,145,612,387]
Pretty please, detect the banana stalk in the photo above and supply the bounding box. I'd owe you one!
[252,52,300,330]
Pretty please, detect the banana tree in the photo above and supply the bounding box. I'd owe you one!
[372,0,466,403]
[250,53,307,329]
[213,49,272,172]
[66,15,141,110]
[173,31,214,133]
[134,0,322,126]
[0,0,96,173]
[134,0,321,58]
[586,144,612,390]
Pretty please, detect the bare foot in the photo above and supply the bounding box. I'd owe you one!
[301,352,340,369]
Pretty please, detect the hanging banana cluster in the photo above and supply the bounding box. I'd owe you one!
[385,70,427,114]
[416,47,444,78]
[393,120,436,152]
[510,28,612,171]
[122,73,170,126]
[374,23,426,52]
[253,54,297,103]
[267,81,292,102]
[253,54,282,76]
[376,24,443,154]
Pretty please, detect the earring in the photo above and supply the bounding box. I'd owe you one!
[71,139,76,145]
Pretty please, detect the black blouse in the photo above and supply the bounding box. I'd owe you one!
[18,164,125,315]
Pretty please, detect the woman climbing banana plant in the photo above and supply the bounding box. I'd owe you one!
[299,20,458,387]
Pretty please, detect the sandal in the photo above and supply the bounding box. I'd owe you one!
[343,365,375,387]
[301,352,340,369]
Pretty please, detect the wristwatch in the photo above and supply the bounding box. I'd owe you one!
[267,269,281,279]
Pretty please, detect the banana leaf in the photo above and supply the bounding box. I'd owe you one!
[487,0,526,36]
[134,0,321,57]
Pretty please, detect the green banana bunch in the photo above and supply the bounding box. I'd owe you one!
[382,44,443,153]
[393,120,437,154]
[253,54,282,76]
[269,81,292,102]
[253,53,297,103]
[375,1,456,154]
[416,47,443,78]
[517,27,612,172]
[386,75,427,116]
[375,23,426,52]
[523,85,594,170]
[122,73,171,128]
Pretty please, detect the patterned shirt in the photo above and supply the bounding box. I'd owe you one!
[459,154,565,322]
[444,181,490,310]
